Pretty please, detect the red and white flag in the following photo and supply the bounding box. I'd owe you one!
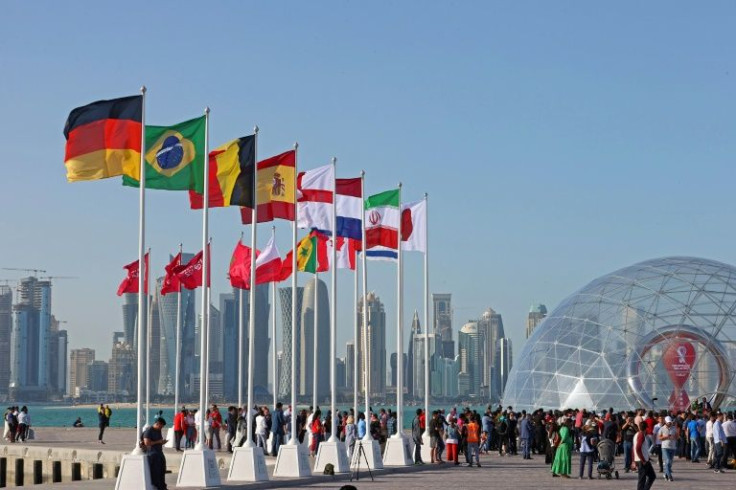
[116,253,149,296]
[229,236,283,289]
[401,199,427,253]
[328,236,359,270]
[297,164,334,232]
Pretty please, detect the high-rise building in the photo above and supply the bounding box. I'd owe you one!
[88,360,109,392]
[406,311,420,397]
[69,348,96,395]
[0,286,11,394]
[389,352,407,389]
[300,277,329,399]
[357,292,386,398]
[345,341,355,391]
[108,341,136,397]
[433,293,454,358]
[458,322,482,396]
[155,255,197,398]
[278,286,304,400]
[336,358,346,389]
[221,284,270,402]
[50,327,68,397]
[477,308,506,400]
[413,332,436,400]
[526,304,548,338]
[147,293,161,397]
[496,337,513,394]
[122,293,138,347]
[9,277,52,400]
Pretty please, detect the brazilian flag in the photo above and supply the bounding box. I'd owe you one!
[123,116,206,191]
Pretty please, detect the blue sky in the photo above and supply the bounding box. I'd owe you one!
[1,1,735,369]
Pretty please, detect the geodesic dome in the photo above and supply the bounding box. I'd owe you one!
[503,257,736,411]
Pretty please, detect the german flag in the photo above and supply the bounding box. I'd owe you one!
[64,95,143,182]
[189,135,256,208]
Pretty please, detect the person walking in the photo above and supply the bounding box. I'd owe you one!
[271,402,285,457]
[686,414,700,463]
[173,408,186,451]
[97,403,108,444]
[712,412,727,473]
[658,415,677,481]
[142,417,168,490]
[466,415,481,467]
[551,419,572,478]
[621,414,637,472]
[17,406,30,442]
[412,409,424,464]
[578,425,595,480]
[634,421,656,490]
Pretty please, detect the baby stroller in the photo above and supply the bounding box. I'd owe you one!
[596,438,619,479]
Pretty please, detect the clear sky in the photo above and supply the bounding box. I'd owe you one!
[2,1,735,369]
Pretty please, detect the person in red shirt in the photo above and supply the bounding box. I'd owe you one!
[173,408,187,451]
[208,404,222,450]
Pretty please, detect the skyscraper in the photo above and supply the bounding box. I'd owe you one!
[406,311,420,397]
[69,348,96,396]
[50,326,68,397]
[0,286,13,394]
[122,293,138,347]
[345,341,355,392]
[278,286,304,400]
[88,360,109,392]
[300,277,329,399]
[433,293,454,358]
[496,337,513,394]
[477,307,505,400]
[9,277,52,400]
[357,292,386,398]
[458,321,482,396]
[526,304,548,338]
[108,340,136,397]
[413,332,436,400]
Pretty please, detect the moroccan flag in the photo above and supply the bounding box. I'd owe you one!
[189,135,255,208]
[116,253,149,296]
[364,189,400,260]
[240,150,297,223]
[279,230,329,280]
[122,116,206,191]
[64,95,142,182]
[160,252,182,295]
[173,247,211,289]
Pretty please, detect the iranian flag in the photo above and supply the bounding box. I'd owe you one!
[364,189,399,260]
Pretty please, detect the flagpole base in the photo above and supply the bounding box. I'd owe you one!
[273,443,312,478]
[383,434,412,466]
[163,428,175,448]
[115,453,155,490]
[266,432,275,455]
[420,432,432,463]
[313,441,349,473]
[353,438,384,470]
[227,446,269,482]
[176,448,221,487]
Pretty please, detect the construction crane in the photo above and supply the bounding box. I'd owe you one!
[1,267,47,276]
[38,276,79,281]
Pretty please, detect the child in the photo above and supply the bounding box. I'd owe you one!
[480,431,489,454]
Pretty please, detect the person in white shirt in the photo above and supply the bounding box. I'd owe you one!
[634,421,656,490]
[705,414,715,467]
[723,413,736,463]
[712,413,727,473]
[255,408,268,453]
[658,416,677,481]
[652,418,663,473]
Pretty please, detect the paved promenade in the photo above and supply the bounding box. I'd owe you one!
[8,428,736,489]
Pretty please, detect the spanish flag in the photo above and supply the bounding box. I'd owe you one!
[240,150,296,223]
[189,135,255,208]
[64,95,143,182]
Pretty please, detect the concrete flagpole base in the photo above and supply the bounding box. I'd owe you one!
[115,453,155,490]
[266,432,275,455]
[314,440,350,473]
[273,443,312,477]
[420,432,432,463]
[351,438,384,470]
[163,428,175,449]
[383,434,412,466]
[227,446,269,482]
[176,448,221,487]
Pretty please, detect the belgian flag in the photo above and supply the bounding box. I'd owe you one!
[63,95,143,182]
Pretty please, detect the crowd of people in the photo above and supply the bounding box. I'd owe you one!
[3,405,32,442]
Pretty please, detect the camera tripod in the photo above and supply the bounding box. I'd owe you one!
[349,440,374,482]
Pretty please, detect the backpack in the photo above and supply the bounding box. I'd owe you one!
[497,420,508,435]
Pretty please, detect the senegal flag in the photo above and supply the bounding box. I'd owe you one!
[278,230,328,280]
[122,116,206,191]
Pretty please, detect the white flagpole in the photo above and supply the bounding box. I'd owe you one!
[271,225,277,410]
[133,86,147,452]
[329,156,337,441]
[196,107,210,450]
[146,248,152,424]
[238,231,244,411]
[245,126,259,448]
[360,171,371,440]
[313,271,318,412]
[353,250,359,415]
[174,244,182,416]
[205,241,211,418]
[423,193,430,441]
[395,183,403,438]
[289,142,299,445]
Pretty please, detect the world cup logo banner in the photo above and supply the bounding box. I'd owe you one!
[662,341,696,411]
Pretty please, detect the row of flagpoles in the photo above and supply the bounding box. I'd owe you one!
[63,88,429,481]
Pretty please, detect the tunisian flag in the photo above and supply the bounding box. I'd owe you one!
[173,247,210,290]
[160,252,182,296]
[229,235,283,289]
[117,253,149,296]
